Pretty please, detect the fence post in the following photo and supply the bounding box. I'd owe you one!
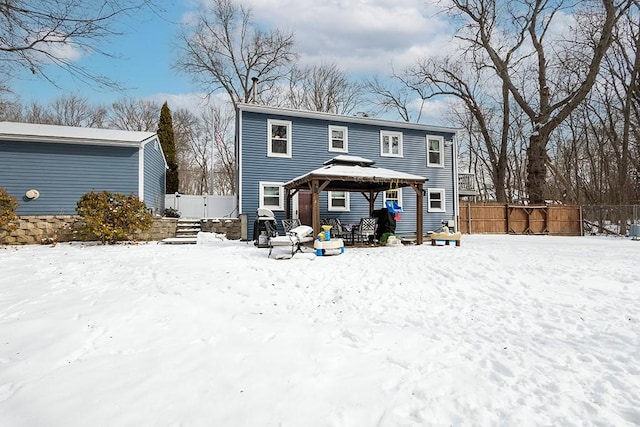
[579,205,584,236]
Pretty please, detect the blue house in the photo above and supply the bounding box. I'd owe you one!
[0,122,167,215]
[236,103,461,242]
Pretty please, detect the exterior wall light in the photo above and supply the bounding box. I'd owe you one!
[25,189,40,200]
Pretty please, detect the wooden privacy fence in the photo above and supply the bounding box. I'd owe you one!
[459,203,582,236]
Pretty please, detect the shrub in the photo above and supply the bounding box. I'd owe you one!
[380,232,394,245]
[0,188,18,232]
[162,207,180,218]
[76,191,152,244]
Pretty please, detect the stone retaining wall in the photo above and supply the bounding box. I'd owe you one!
[0,216,178,245]
[201,218,242,240]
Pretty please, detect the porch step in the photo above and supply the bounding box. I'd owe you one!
[176,220,201,235]
[160,219,202,244]
[161,237,199,245]
[176,228,201,234]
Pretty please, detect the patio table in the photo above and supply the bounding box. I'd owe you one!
[341,223,359,245]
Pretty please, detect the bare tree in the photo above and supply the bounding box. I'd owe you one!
[0,98,23,121]
[606,1,640,205]
[364,73,424,123]
[366,55,523,203]
[548,1,640,206]
[448,0,632,203]
[286,63,363,115]
[171,104,235,195]
[22,102,54,124]
[172,109,201,194]
[409,56,514,202]
[175,0,296,108]
[0,0,158,89]
[172,108,212,194]
[49,95,108,127]
[108,98,160,131]
[210,104,236,195]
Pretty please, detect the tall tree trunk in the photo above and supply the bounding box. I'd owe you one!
[526,133,548,204]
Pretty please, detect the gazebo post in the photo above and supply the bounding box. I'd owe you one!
[312,179,321,238]
[416,183,424,244]
[368,191,375,215]
[285,188,291,220]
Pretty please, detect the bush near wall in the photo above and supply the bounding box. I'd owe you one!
[0,188,18,232]
[76,191,153,244]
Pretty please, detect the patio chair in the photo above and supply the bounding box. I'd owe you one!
[353,217,378,244]
[282,218,302,233]
[266,223,315,258]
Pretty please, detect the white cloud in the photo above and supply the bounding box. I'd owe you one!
[43,42,87,63]
[243,0,454,73]
[183,1,461,124]
[29,31,88,64]
[406,96,459,126]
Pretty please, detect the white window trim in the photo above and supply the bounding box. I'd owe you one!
[328,191,350,211]
[382,187,403,208]
[427,135,444,168]
[267,119,292,158]
[259,181,284,211]
[328,125,348,153]
[380,130,403,157]
[427,188,446,213]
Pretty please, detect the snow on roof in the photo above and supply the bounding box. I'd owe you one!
[286,157,426,186]
[0,121,157,147]
[323,155,376,166]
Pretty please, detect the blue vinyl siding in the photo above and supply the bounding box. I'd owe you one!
[240,109,458,237]
[0,140,138,215]
[143,138,166,214]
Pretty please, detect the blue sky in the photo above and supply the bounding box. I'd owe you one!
[11,0,454,123]
[13,1,193,106]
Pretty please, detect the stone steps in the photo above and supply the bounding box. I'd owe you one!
[161,219,201,244]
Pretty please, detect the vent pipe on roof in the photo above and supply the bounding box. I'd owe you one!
[251,77,258,104]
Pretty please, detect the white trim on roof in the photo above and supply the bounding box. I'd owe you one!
[141,136,168,169]
[236,103,462,134]
[0,121,156,148]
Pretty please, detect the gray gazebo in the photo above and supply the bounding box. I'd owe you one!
[284,155,428,244]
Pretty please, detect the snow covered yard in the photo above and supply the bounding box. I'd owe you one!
[0,234,639,426]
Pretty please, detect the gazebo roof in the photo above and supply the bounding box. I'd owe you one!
[285,155,427,192]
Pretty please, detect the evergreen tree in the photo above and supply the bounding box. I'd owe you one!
[158,102,179,193]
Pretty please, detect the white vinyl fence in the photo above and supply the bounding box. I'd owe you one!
[164,194,237,219]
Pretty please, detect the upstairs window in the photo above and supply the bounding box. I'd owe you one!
[380,131,403,157]
[329,125,348,152]
[427,135,444,167]
[427,188,446,212]
[259,182,284,210]
[267,119,292,158]
[328,191,350,211]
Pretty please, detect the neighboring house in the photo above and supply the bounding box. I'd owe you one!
[0,122,167,215]
[236,103,461,238]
